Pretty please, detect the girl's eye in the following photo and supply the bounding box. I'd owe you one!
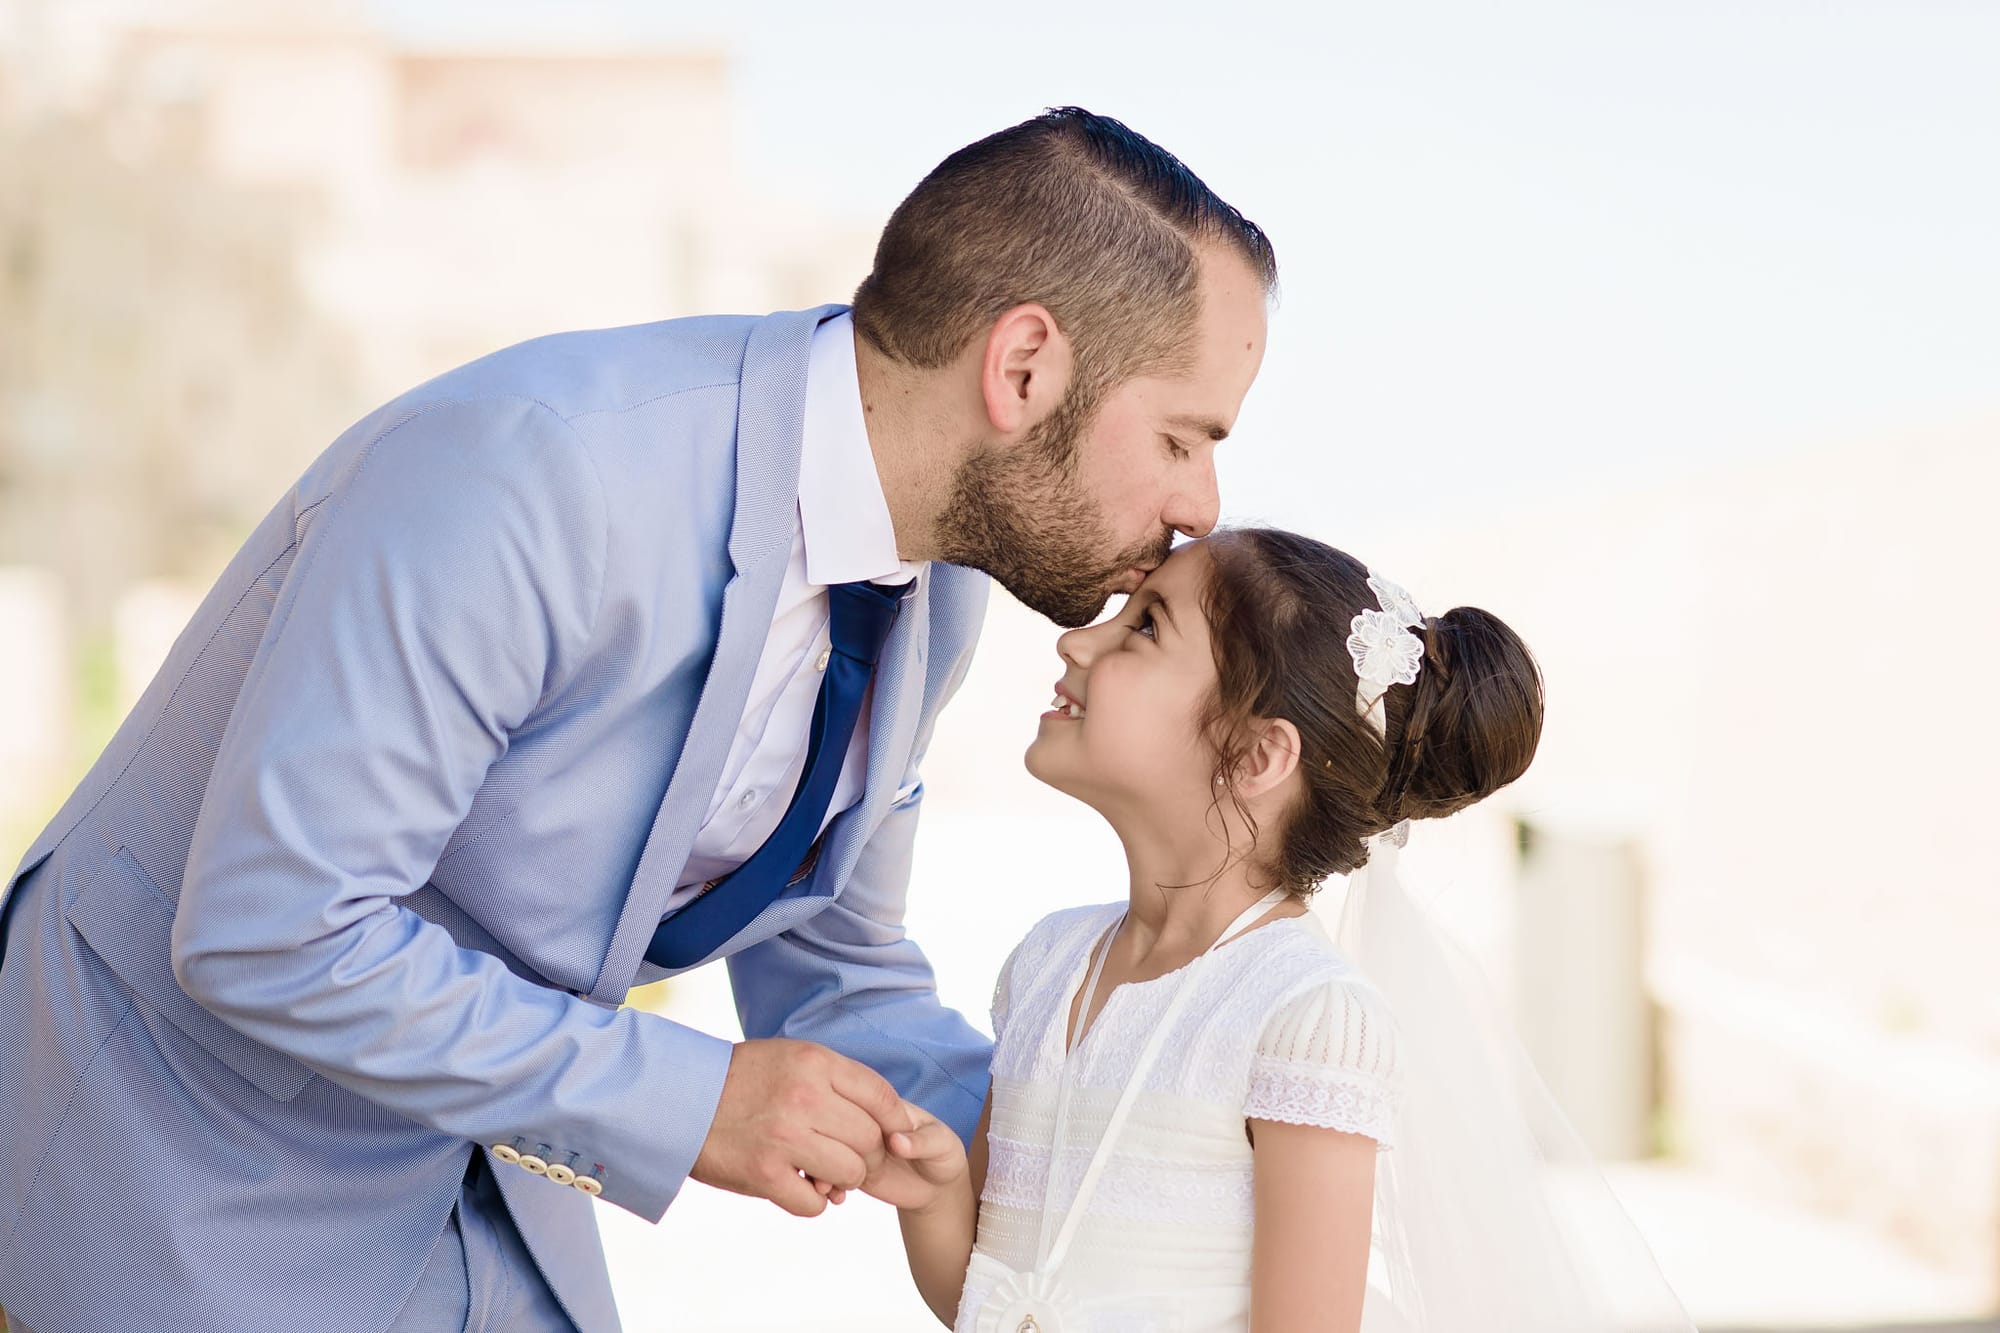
[1132,610,1158,640]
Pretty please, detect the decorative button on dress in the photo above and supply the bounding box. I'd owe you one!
[956,902,1402,1333]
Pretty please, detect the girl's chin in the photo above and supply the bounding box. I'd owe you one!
[1020,753,1113,812]
[1022,744,1083,796]
[1022,740,1057,783]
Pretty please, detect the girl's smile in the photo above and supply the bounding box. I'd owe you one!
[1043,681,1087,721]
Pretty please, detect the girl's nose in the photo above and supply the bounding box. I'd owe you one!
[1057,622,1107,671]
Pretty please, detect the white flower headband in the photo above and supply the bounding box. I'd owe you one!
[1346,572,1426,739]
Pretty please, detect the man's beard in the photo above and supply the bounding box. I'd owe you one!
[932,396,1174,628]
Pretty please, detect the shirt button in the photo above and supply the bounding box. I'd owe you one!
[815,647,832,672]
[737,790,756,810]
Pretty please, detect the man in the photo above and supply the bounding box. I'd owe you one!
[0,108,1273,1332]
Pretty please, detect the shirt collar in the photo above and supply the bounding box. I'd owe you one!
[798,311,923,588]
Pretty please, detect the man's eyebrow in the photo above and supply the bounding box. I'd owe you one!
[1167,414,1231,442]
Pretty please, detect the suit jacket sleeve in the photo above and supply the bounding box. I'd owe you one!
[725,638,995,1147]
[173,395,732,1222]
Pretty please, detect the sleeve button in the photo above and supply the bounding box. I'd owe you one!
[546,1163,576,1185]
[518,1153,549,1175]
[491,1143,521,1165]
[572,1174,604,1196]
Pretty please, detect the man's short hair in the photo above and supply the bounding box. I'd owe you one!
[852,107,1277,404]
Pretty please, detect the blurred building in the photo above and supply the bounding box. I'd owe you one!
[0,0,873,637]
[0,0,873,837]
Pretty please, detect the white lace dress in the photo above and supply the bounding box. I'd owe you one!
[955,902,1401,1333]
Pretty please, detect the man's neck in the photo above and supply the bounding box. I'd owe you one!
[852,327,972,567]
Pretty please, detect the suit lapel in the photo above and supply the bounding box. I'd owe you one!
[585,305,840,1005]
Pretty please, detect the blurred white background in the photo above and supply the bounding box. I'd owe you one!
[2,1,1996,1328]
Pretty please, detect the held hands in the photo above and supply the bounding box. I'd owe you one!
[687,1038,968,1218]
[856,1099,968,1213]
[690,1037,914,1217]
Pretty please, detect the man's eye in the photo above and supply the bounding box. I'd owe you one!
[1164,436,1191,461]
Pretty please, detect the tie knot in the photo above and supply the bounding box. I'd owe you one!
[827,578,913,667]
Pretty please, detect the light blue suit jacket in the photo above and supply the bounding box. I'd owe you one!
[0,306,994,1332]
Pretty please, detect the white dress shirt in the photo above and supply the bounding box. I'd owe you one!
[667,312,925,908]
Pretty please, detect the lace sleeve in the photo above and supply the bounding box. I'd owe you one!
[990,931,1034,1044]
[1246,976,1401,1147]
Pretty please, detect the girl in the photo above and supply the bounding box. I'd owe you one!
[858,526,1563,1332]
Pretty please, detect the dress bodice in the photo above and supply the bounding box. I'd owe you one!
[956,903,1401,1333]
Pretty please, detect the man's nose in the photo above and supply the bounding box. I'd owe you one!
[1166,461,1221,539]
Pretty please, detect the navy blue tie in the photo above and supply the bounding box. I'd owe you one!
[645,578,916,970]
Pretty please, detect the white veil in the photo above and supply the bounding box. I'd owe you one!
[1335,829,1699,1333]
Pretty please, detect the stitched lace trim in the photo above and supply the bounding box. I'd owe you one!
[982,1136,1256,1227]
[1244,1055,1398,1146]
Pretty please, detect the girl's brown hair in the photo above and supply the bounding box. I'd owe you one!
[1198,528,1544,892]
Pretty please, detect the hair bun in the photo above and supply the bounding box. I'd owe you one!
[1195,528,1546,891]
[1380,606,1544,824]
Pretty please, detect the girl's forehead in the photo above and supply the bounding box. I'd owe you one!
[1151,539,1213,586]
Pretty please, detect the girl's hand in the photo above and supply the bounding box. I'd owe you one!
[857,1099,968,1212]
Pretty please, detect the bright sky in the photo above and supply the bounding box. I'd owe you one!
[377,0,1999,530]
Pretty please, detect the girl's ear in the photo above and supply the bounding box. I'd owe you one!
[1234,717,1302,800]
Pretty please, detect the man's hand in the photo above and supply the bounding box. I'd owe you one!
[858,1099,968,1213]
[689,1038,912,1217]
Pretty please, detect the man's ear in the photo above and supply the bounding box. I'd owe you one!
[1235,717,1303,801]
[980,303,1073,438]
